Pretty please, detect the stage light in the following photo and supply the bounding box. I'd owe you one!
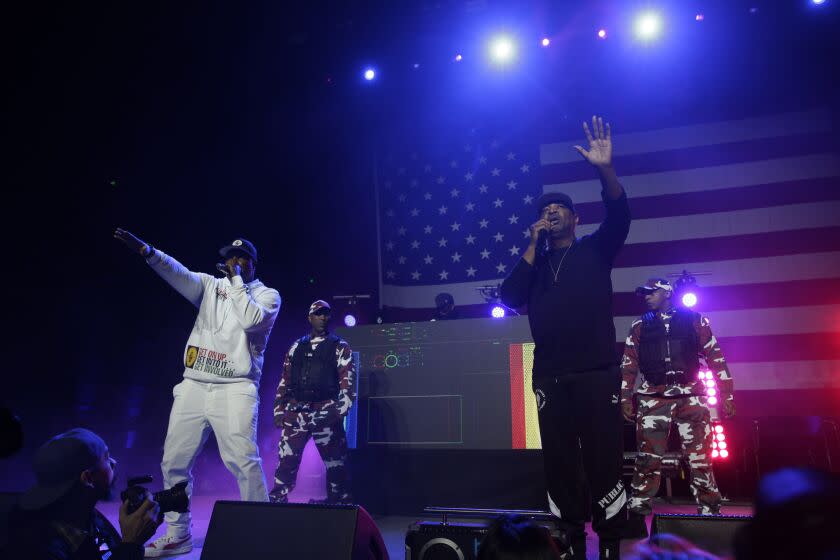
[720,450,729,458]
[363,68,375,81]
[541,37,550,47]
[491,306,506,318]
[705,380,716,388]
[455,53,463,62]
[490,36,515,64]
[707,388,717,397]
[635,12,663,40]
[813,0,826,4]
[715,425,724,434]
[695,13,705,21]
[719,441,727,450]
[708,397,718,406]
[344,314,357,327]
[682,292,698,308]
[716,433,725,442]
[597,29,607,39]
[712,450,719,458]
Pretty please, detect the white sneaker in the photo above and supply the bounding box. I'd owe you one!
[144,534,193,557]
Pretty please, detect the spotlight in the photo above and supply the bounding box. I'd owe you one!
[363,68,375,81]
[708,397,718,406]
[681,292,698,308]
[635,12,663,40]
[695,13,705,21]
[344,314,357,327]
[712,450,719,458]
[716,434,726,442]
[490,36,515,63]
[720,449,729,458]
[705,380,716,389]
[813,0,826,4]
[541,37,550,47]
[715,425,724,434]
[707,388,717,397]
[719,441,727,450]
[597,29,607,39]
[455,53,463,62]
[491,306,506,318]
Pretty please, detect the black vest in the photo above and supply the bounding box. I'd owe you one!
[289,334,341,402]
[638,309,701,385]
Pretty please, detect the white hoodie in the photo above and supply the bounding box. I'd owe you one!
[147,249,281,386]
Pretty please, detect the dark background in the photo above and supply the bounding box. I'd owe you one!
[3,0,839,509]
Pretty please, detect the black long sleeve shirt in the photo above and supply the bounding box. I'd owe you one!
[500,191,631,377]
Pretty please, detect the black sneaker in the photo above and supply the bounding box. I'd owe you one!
[623,512,649,539]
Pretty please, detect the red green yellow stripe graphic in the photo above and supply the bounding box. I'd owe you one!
[509,343,542,449]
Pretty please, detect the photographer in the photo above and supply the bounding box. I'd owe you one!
[7,428,161,560]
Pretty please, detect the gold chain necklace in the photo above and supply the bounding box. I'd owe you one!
[548,241,574,283]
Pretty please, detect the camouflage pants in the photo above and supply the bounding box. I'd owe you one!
[630,395,721,515]
[269,411,352,503]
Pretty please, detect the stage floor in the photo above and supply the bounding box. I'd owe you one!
[97,495,753,559]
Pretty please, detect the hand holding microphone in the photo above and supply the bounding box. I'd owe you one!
[216,261,243,278]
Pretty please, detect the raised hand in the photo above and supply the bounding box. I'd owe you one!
[574,115,613,169]
[114,228,150,256]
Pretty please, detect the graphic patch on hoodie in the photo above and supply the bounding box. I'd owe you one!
[186,345,238,377]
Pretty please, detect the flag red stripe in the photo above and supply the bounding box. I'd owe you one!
[541,132,833,184]
[509,344,526,449]
[614,227,840,268]
[574,176,840,226]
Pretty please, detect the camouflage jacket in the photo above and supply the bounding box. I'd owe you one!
[620,309,734,405]
[273,334,356,426]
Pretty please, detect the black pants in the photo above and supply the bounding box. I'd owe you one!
[533,366,627,542]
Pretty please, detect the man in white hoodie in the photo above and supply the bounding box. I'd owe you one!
[114,229,281,558]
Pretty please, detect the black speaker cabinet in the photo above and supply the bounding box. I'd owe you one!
[651,513,752,556]
[201,501,388,560]
[406,520,563,560]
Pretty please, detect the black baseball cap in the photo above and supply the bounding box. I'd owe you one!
[536,192,575,217]
[20,428,108,510]
[635,277,674,296]
[219,238,258,263]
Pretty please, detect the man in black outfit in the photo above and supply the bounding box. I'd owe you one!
[501,116,631,559]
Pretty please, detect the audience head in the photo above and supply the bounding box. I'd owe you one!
[477,514,562,560]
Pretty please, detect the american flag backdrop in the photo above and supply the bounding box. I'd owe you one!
[376,110,840,417]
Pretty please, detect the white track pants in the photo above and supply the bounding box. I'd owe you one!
[160,379,268,537]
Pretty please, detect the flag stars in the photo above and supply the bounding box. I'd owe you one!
[479,155,488,164]
[506,180,518,190]
[493,232,505,242]
[480,249,491,259]
[451,252,462,263]
[491,168,501,177]
[398,256,407,264]
[450,222,461,231]
[450,188,461,198]
[493,198,504,208]
[522,229,531,238]
[479,185,489,194]
[438,237,448,248]
[410,208,420,217]
[465,202,476,212]
[423,225,433,234]
[465,234,476,245]
[397,226,407,236]
[523,194,534,205]
[479,219,490,229]
[424,254,434,265]
[438,205,448,215]
[508,214,519,225]
[397,193,407,202]
[449,160,458,168]
[411,271,421,280]
[506,152,516,160]
[437,176,446,184]
[410,240,421,249]
[424,192,432,201]
[509,245,521,256]
[496,263,508,274]
[439,270,450,280]
[520,163,530,173]
[386,270,396,279]
[466,266,477,277]
[385,241,395,251]
[464,171,474,182]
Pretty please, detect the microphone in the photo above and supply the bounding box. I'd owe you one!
[216,263,230,277]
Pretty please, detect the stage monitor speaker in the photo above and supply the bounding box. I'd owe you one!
[651,513,752,556]
[201,501,388,560]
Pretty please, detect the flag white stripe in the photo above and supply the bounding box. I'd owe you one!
[615,304,840,342]
[383,249,840,308]
[543,154,840,204]
[726,360,840,391]
[540,109,831,165]
[576,200,840,244]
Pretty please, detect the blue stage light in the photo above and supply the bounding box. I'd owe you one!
[491,306,506,318]
[363,68,375,81]
[635,11,663,41]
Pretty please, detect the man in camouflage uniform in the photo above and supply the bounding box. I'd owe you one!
[270,300,356,503]
[621,278,735,537]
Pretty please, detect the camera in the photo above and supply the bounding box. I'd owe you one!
[120,476,189,515]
